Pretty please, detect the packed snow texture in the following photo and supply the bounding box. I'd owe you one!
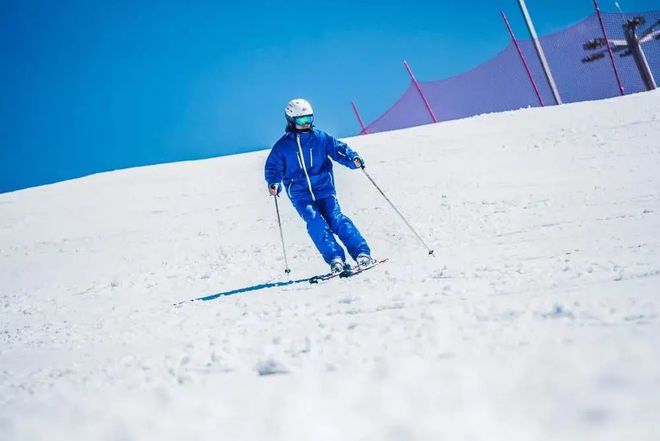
[1,90,659,440]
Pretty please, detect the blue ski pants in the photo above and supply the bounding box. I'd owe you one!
[292,196,370,264]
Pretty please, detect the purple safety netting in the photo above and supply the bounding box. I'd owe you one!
[364,11,660,134]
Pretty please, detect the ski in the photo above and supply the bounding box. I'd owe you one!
[341,258,388,278]
[308,270,343,284]
[309,258,388,284]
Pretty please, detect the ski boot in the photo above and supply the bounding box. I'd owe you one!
[330,257,346,274]
[356,253,375,267]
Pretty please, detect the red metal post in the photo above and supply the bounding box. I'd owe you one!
[403,60,438,123]
[351,101,368,135]
[593,0,625,96]
[501,11,545,107]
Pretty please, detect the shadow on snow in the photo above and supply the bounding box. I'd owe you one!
[175,260,386,305]
[175,275,317,305]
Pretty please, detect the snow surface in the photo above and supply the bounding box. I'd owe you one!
[1,91,660,441]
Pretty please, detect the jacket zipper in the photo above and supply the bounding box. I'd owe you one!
[296,134,316,201]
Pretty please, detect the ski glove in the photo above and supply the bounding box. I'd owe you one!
[269,183,282,196]
[353,157,365,168]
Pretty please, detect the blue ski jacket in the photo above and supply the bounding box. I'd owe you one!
[265,127,362,203]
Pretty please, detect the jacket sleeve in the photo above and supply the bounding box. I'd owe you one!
[324,132,361,169]
[265,144,285,185]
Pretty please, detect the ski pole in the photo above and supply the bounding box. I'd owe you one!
[360,166,435,257]
[273,193,292,274]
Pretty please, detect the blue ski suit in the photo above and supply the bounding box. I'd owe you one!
[265,126,371,264]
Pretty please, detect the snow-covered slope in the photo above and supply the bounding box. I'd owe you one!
[1,91,659,441]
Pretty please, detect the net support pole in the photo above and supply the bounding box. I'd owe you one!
[593,0,625,96]
[517,0,563,105]
[501,11,545,107]
[403,60,438,123]
[351,101,368,135]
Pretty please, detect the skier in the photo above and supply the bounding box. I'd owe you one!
[265,98,374,274]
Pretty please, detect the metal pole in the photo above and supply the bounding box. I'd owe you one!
[501,11,545,106]
[593,0,625,96]
[403,60,439,123]
[517,0,563,104]
[351,101,368,135]
[623,20,657,91]
[273,195,291,274]
[360,166,435,257]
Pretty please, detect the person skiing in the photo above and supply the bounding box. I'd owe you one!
[265,98,374,274]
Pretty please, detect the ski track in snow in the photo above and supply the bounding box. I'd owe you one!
[1,91,660,440]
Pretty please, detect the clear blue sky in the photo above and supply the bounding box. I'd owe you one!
[1,0,657,193]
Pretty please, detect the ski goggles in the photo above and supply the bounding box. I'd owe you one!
[293,115,314,126]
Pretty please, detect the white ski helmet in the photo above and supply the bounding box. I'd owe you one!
[285,98,314,127]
